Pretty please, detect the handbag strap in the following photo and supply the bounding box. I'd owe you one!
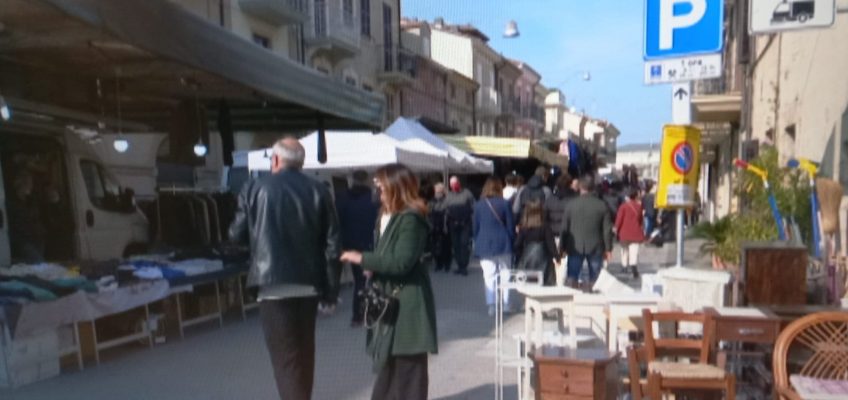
[484,198,506,228]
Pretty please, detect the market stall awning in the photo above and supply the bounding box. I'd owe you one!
[386,118,493,174]
[0,0,384,131]
[247,131,447,173]
[436,135,569,169]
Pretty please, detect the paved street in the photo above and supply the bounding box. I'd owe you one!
[2,239,707,400]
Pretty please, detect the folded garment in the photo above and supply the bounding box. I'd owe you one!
[169,259,224,276]
[1,263,73,281]
[53,277,99,293]
[159,267,186,281]
[10,276,79,297]
[0,287,35,300]
[0,281,58,302]
[133,267,163,280]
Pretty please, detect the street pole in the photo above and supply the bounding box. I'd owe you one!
[672,82,692,268]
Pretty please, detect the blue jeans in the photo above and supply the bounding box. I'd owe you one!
[566,252,603,283]
[644,215,656,237]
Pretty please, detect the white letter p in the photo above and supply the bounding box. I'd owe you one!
[659,0,706,50]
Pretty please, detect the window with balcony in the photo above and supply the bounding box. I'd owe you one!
[360,0,370,37]
[450,84,456,99]
[252,33,271,49]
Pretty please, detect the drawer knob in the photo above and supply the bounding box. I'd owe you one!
[562,384,569,392]
[560,370,569,378]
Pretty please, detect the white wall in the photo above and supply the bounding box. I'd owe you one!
[430,30,473,78]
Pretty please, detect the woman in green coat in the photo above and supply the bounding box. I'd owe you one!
[340,164,438,400]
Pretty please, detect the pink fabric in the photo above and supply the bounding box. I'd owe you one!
[791,375,848,398]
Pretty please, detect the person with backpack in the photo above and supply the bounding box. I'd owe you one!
[514,201,559,285]
[513,166,552,221]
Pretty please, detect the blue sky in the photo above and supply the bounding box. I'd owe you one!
[401,0,670,145]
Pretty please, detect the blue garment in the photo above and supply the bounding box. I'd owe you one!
[336,186,380,251]
[0,281,57,302]
[472,197,515,258]
[566,252,603,283]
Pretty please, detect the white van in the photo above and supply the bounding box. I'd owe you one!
[0,128,149,267]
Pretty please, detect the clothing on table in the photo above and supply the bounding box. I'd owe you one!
[480,254,512,307]
[370,354,428,400]
[259,297,318,400]
[0,281,57,302]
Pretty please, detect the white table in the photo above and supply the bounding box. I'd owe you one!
[515,286,580,400]
[606,294,665,353]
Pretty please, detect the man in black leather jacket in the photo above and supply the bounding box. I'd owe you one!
[229,136,341,400]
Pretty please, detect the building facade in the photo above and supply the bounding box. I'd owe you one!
[615,143,661,181]
[692,0,848,252]
[512,60,544,139]
[427,19,504,136]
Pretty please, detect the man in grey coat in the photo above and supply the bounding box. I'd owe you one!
[559,175,613,288]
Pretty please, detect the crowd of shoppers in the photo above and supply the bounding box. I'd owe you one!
[230,139,660,399]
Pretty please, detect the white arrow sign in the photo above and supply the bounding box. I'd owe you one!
[672,82,692,124]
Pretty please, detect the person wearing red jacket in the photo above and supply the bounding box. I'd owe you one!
[615,188,645,279]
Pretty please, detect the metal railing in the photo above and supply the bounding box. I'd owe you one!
[381,45,417,77]
[308,0,360,49]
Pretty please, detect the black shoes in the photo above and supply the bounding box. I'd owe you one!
[454,269,468,276]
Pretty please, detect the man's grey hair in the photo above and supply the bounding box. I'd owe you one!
[272,136,305,169]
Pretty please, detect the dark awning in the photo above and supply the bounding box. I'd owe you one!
[0,0,384,131]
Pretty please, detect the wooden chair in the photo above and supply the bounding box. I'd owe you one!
[642,309,736,400]
[773,311,848,400]
[628,345,649,400]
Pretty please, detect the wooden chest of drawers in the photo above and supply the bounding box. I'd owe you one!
[530,347,620,400]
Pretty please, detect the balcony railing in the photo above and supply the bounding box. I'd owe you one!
[239,0,308,25]
[381,46,417,77]
[307,0,360,53]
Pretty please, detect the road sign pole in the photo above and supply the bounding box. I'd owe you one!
[672,82,692,268]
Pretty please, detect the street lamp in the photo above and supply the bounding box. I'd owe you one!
[503,20,520,38]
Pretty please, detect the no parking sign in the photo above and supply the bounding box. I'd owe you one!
[657,125,701,208]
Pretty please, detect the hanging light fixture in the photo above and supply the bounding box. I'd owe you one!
[112,70,129,153]
[503,20,520,38]
[193,85,208,158]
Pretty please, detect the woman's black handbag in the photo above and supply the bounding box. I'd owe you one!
[358,281,402,328]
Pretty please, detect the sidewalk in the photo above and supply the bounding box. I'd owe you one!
[1,238,707,400]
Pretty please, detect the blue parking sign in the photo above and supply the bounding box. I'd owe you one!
[644,0,724,60]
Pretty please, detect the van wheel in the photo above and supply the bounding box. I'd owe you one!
[123,242,149,258]
[798,14,809,23]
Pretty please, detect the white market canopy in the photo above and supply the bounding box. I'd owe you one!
[385,118,494,174]
[247,131,447,173]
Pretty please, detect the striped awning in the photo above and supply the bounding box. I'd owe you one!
[437,135,569,169]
